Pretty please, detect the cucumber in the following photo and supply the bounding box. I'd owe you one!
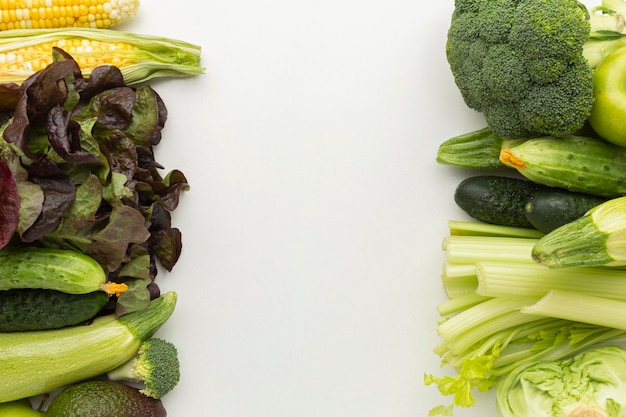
[499,135,626,198]
[0,246,106,294]
[454,175,544,228]
[437,127,507,168]
[0,289,108,332]
[524,188,608,233]
[436,126,528,168]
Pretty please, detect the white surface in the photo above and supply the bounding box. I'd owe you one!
[121,1,494,416]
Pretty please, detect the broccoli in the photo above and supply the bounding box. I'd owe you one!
[107,337,180,399]
[447,0,626,138]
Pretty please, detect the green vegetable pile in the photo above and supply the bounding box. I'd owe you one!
[447,0,626,141]
[0,46,196,414]
[0,47,188,316]
[429,0,626,415]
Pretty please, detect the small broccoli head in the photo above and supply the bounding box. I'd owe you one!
[519,58,594,136]
[482,44,532,102]
[453,0,481,13]
[509,0,590,60]
[446,0,594,138]
[525,56,570,84]
[483,101,533,139]
[134,338,181,399]
[476,0,516,44]
[447,37,492,110]
[107,337,181,399]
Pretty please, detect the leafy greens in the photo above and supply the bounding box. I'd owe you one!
[497,345,626,417]
[0,48,189,316]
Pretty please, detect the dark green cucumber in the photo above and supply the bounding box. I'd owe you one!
[524,188,608,233]
[454,175,544,228]
[500,135,626,198]
[0,246,106,294]
[0,289,108,332]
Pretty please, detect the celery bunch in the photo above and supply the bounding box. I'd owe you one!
[425,221,626,416]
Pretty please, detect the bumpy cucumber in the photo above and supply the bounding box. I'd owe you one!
[0,246,106,294]
[437,127,507,168]
[436,127,527,168]
[499,135,626,198]
[0,289,108,332]
[524,188,608,233]
[454,175,544,228]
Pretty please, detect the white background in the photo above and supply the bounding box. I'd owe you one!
[121,0,495,416]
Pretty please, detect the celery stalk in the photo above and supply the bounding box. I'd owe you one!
[436,292,490,316]
[476,261,626,300]
[448,220,544,238]
[443,235,537,264]
[437,297,542,353]
[522,290,626,330]
[427,220,626,415]
[441,262,477,298]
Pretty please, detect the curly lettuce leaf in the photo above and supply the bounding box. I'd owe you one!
[2,152,44,236]
[0,51,188,316]
[0,159,19,249]
[20,157,76,243]
[39,173,150,272]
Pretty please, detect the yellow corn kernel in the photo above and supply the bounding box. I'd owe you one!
[0,0,138,30]
[0,27,205,85]
[0,38,137,73]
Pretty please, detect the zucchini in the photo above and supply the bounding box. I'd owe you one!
[0,289,108,332]
[0,246,106,294]
[499,135,626,198]
[524,188,608,233]
[454,175,544,228]
[0,291,177,403]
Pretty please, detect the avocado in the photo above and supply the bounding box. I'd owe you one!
[45,380,167,417]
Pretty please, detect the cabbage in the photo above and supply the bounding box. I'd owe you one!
[496,345,626,417]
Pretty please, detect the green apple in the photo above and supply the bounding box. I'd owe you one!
[589,45,626,147]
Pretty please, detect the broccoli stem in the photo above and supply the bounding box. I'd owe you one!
[106,358,139,381]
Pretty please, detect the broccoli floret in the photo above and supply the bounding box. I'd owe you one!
[446,0,626,138]
[519,58,594,135]
[454,0,481,13]
[482,44,532,101]
[107,337,180,399]
[510,0,590,59]
[526,56,570,84]
[476,0,516,43]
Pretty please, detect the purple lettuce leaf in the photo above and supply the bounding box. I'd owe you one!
[0,160,19,249]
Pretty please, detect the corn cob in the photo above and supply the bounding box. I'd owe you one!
[0,0,139,30]
[0,27,204,85]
